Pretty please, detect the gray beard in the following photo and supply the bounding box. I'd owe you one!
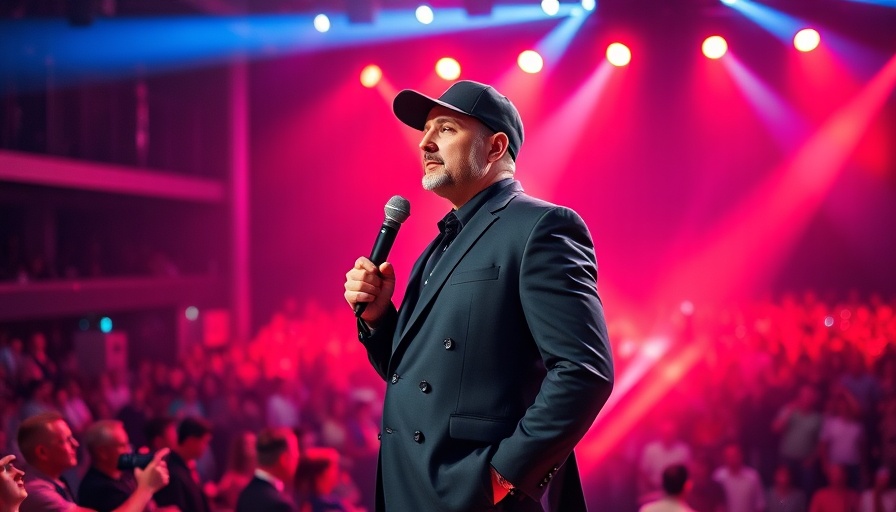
[422,171,453,191]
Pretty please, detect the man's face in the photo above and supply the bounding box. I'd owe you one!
[182,434,212,461]
[42,420,79,472]
[98,426,131,468]
[419,106,490,196]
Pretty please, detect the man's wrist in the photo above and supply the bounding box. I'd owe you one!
[490,466,515,494]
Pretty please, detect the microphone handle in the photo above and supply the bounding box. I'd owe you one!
[354,221,399,318]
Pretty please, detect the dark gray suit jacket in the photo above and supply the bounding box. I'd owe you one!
[359,180,613,512]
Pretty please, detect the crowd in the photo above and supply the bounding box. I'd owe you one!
[2,292,896,511]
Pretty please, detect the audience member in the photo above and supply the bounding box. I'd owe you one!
[234,428,299,512]
[77,420,169,512]
[767,465,807,512]
[16,412,169,512]
[211,431,256,512]
[153,417,213,512]
[819,388,864,489]
[295,448,358,512]
[808,463,859,512]
[773,385,823,495]
[858,467,896,512]
[639,464,696,512]
[0,454,27,512]
[640,421,693,502]
[686,457,726,512]
[714,444,766,512]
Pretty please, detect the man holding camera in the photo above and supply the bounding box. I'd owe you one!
[79,420,175,512]
[17,412,169,512]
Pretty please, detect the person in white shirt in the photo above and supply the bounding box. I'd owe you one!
[640,464,697,512]
[714,443,766,512]
[640,421,693,502]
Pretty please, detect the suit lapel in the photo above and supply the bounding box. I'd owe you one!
[391,182,523,362]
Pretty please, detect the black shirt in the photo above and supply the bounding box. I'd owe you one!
[78,467,145,512]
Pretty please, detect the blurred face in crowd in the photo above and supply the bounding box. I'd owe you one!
[94,425,132,473]
[773,466,792,488]
[35,420,79,475]
[0,455,27,505]
[723,445,743,470]
[181,434,212,462]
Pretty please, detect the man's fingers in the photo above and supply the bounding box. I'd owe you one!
[150,447,170,465]
[0,454,15,466]
[354,256,377,271]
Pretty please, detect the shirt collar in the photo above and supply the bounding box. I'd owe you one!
[450,178,515,231]
[254,468,284,492]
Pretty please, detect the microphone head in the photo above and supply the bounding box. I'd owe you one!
[385,195,411,224]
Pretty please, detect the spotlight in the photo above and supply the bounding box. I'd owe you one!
[606,42,631,67]
[185,306,200,321]
[581,0,596,11]
[313,14,331,33]
[415,5,434,24]
[720,0,737,5]
[518,50,544,74]
[99,317,113,334]
[702,36,728,59]
[360,65,383,88]
[436,58,461,80]
[793,28,820,52]
[541,0,560,16]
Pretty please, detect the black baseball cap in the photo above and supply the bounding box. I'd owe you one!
[392,80,525,160]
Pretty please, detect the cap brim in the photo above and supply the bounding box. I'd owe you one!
[392,89,470,131]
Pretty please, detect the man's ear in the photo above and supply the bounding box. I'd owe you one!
[487,132,510,163]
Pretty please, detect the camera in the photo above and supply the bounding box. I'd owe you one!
[117,452,154,470]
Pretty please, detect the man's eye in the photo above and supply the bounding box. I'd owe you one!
[441,126,453,132]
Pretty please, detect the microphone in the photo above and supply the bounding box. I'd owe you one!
[355,195,411,318]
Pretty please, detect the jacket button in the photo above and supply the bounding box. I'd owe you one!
[377,432,382,440]
[385,427,394,434]
[443,338,454,350]
[391,374,400,384]
[418,381,431,393]
[413,431,424,443]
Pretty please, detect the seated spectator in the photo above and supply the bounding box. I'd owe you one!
[77,420,168,512]
[16,412,169,512]
[0,454,27,512]
[767,465,807,512]
[153,417,213,512]
[295,448,361,512]
[143,418,178,453]
[211,431,256,512]
[809,463,859,512]
[639,464,696,512]
[686,457,725,512]
[235,428,299,512]
[714,443,766,512]
[858,467,895,512]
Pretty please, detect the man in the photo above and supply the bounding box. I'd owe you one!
[343,80,614,511]
[639,465,696,512]
[152,417,212,512]
[16,412,169,512]
[234,428,299,512]
[77,420,168,512]
[713,444,765,512]
[639,421,692,502]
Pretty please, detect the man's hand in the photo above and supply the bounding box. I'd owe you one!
[344,257,396,326]
[134,448,170,493]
